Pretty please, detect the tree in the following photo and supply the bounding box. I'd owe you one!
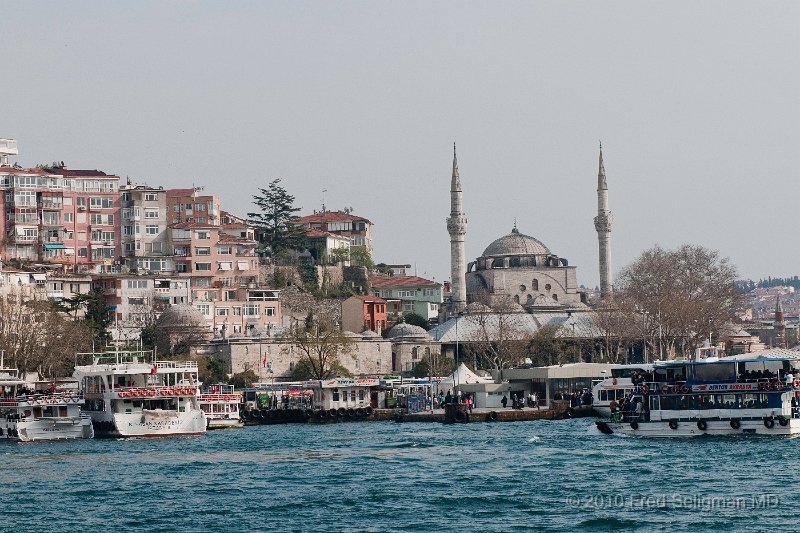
[84,289,112,345]
[402,312,430,330]
[288,318,356,380]
[465,294,531,370]
[349,248,374,270]
[616,244,740,357]
[229,369,259,389]
[411,351,455,378]
[526,325,570,367]
[198,356,228,384]
[247,179,308,254]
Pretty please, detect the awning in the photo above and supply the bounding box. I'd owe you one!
[31,273,46,281]
[43,243,66,250]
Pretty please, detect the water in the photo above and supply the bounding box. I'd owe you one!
[2,419,797,532]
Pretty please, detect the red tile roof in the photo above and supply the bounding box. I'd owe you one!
[44,168,118,178]
[369,276,440,289]
[306,228,348,239]
[297,211,372,225]
[167,188,195,197]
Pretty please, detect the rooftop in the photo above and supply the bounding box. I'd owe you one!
[370,276,440,289]
[297,210,372,225]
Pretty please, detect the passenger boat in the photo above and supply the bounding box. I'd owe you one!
[73,349,206,438]
[199,384,243,429]
[595,348,800,437]
[0,364,93,442]
[591,363,654,417]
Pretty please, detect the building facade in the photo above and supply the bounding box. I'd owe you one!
[341,295,387,334]
[296,210,373,255]
[370,275,443,323]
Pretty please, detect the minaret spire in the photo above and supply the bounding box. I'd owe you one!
[594,142,613,300]
[447,142,468,314]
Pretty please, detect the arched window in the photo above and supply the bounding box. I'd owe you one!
[545,283,551,292]
[526,294,533,305]
[532,279,539,291]
[514,295,520,304]
[552,294,558,301]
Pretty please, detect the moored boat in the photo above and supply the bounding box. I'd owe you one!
[1,366,93,442]
[73,349,206,438]
[199,384,243,429]
[596,349,800,437]
[591,363,653,417]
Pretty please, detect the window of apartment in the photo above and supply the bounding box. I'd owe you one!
[430,303,439,312]
[76,213,87,224]
[90,213,114,225]
[195,263,212,271]
[195,217,206,223]
[90,197,113,209]
[121,208,131,220]
[195,278,211,287]
[233,307,242,316]
[225,290,237,300]
[144,209,159,219]
[50,281,64,292]
[195,204,206,211]
[173,204,181,212]
[145,225,159,235]
[422,288,436,296]
[398,290,415,297]
[145,193,158,201]
[351,236,366,246]
[216,308,229,316]
[128,297,145,305]
[265,307,275,317]
[184,203,192,211]
[218,261,232,271]
[76,197,86,207]
[123,225,133,236]
[146,242,165,254]
[64,212,74,223]
[63,197,73,206]
[64,231,73,240]
[42,212,60,225]
[244,304,259,317]
[196,231,210,240]
[176,263,188,273]
[14,191,36,206]
[134,224,141,235]
[217,245,232,255]
[196,303,210,316]
[69,283,81,293]
[195,247,211,256]
[122,193,131,202]
[402,302,414,312]
[127,280,149,289]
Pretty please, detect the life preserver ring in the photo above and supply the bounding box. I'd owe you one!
[764,417,775,429]
[641,384,650,395]
[681,385,690,394]
[794,379,800,388]
[454,410,466,422]
[730,419,741,429]
[365,406,374,416]
[773,381,784,391]
[669,420,678,430]
[630,421,639,430]
[758,381,766,391]
[696,419,707,431]
[487,411,498,422]
[779,417,790,427]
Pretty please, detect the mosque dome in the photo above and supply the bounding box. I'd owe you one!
[387,323,431,340]
[156,304,205,328]
[482,228,550,257]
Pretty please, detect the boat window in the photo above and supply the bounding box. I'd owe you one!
[332,389,340,401]
[691,362,735,383]
[599,390,607,401]
[649,396,660,411]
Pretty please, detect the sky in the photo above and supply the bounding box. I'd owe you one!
[2,2,800,287]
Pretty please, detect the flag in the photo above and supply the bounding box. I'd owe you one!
[150,364,158,375]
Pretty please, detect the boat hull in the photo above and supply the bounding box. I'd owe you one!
[597,417,800,437]
[206,417,244,430]
[90,410,206,438]
[2,417,94,442]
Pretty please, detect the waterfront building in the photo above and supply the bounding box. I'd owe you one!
[385,322,441,373]
[166,187,221,226]
[120,184,172,273]
[45,274,93,313]
[341,295,387,334]
[0,154,121,271]
[296,209,373,255]
[370,275,443,324]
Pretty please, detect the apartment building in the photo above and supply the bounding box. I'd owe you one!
[120,184,172,273]
[370,276,443,324]
[166,187,221,226]
[296,210,373,254]
[0,161,121,271]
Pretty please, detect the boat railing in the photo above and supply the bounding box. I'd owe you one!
[0,391,84,407]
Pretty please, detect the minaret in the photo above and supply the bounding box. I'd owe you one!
[594,143,613,299]
[446,143,468,314]
[774,295,786,348]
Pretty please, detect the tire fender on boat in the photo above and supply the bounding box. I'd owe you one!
[696,419,707,431]
[669,420,678,430]
[730,419,741,429]
[764,417,775,429]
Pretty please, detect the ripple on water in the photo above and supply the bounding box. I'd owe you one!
[0,418,797,532]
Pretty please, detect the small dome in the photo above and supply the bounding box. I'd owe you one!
[387,323,431,339]
[156,304,205,327]
[526,294,561,309]
[482,229,550,257]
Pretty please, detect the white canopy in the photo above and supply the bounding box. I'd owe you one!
[436,363,493,392]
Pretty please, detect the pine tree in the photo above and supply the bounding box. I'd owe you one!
[247,179,308,254]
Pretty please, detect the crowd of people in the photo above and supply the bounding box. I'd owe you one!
[552,389,593,408]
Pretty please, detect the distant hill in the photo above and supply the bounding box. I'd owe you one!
[736,276,800,293]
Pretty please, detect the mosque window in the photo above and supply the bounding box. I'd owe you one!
[526,295,533,305]
[532,279,539,291]
[552,294,558,301]
[514,295,520,304]
[545,283,551,291]
[519,284,526,292]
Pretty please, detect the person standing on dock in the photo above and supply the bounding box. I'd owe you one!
[501,394,508,408]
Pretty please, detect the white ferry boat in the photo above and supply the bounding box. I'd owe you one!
[73,350,206,438]
[591,363,654,417]
[0,365,93,442]
[595,349,800,437]
[199,384,243,429]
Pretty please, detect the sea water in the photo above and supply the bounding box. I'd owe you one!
[1,419,797,532]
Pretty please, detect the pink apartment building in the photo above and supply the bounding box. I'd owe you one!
[0,164,120,271]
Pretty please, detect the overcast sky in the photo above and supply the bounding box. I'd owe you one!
[3,2,799,287]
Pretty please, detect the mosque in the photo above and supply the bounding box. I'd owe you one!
[445,144,612,317]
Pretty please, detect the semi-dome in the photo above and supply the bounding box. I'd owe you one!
[387,323,431,340]
[156,304,205,327]
[482,228,550,257]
